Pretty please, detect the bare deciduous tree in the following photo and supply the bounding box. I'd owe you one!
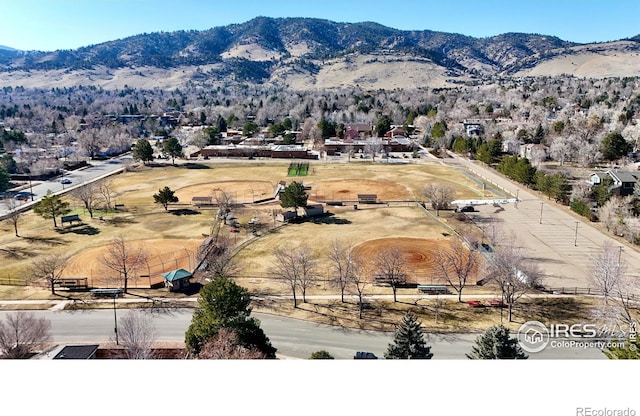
[214,190,235,224]
[327,239,358,302]
[77,129,104,159]
[3,197,24,237]
[590,242,626,305]
[483,235,540,322]
[270,244,317,306]
[295,245,318,303]
[100,236,148,293]
[373,247,408,303]
[113,311,157,359]
[0,312,51,358]
[347,253,368,319]
[200,235,240,278]
[30,253,70,294]
[422,183,456,215]
[364,138,384,161]
[433,239,481,302]
[197,328,267,359]
[599,197,629,236]
[98,179,115,211]
[70,182,99,218]
[271,247,299,308]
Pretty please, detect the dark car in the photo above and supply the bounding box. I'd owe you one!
[455,205,475,213]
[354,351,378,359]
[60,178,72,184]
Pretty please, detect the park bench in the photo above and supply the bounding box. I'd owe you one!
[114,203,125,210]
[90,288,123,298]
[56,278,88,291]
[61,214,81,225]
[417,285,449,295]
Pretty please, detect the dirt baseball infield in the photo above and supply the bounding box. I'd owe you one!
[64,238,202,288]
[175,180,276,204]
[307,179,413,202]
[352,237,480,285]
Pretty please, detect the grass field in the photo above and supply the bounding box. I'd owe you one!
[0,159,496,298]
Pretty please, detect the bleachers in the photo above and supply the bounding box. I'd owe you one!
[417,284,449,295]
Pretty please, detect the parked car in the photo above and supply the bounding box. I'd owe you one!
[353,351,378,359]
[60,178,72,184]
[455,205,475,213]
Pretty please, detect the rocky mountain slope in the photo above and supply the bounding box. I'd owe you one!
[0,17,638,90]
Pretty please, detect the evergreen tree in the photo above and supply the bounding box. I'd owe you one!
[279,181,308,214]
[185,276,276,358]
[466,325,528,359]
[33,190,71,228]
[132,138,154,164]
[601,131,631,161]
[0,166,9,193]
[375,114,392,137]
[153,186,179,211]
[384,311,433,359]
[162,137,183,165]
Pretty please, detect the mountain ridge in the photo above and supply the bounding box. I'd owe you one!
[0,17,638,90]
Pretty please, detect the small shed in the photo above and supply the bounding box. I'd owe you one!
[303,204,324,217]
[276,210,298,222]
[161,268,193,292]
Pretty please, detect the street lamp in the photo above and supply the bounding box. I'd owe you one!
[574,222,579,247]
[539,202,543,224]
[619,246,623,266]
[28,173,34,201]
[113,294,119,345]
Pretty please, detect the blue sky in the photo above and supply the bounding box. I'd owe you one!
[1,0,638,51]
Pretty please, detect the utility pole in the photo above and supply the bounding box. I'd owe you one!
[574,222,579,247]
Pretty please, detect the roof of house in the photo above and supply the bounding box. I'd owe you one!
[161,268,192,282]
[53,345,99,359]
[608,169,640,184]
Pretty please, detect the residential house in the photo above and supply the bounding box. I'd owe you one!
[520,143,549,162]
[588,169,640,196]
[344,123,374,140]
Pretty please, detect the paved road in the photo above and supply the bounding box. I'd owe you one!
[439,153,640,289]
[0,154,133,218]
[0,309,605,359]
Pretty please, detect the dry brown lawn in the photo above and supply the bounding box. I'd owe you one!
[0,160,495,299]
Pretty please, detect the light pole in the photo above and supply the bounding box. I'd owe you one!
[113,294,119,345]
[28,173,34,201]
[539,202,543,224]
[500,288,504,325]
[619,246,623,266]
[574,221,579,247]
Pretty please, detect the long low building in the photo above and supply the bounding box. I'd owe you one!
[190,144,318,159]
[323,137,413,155]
